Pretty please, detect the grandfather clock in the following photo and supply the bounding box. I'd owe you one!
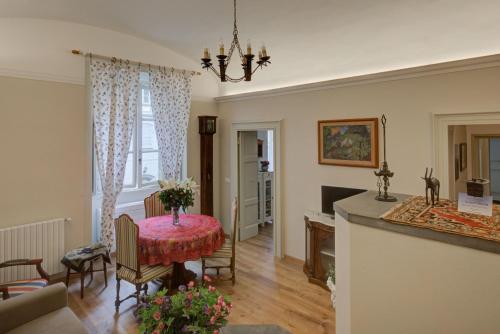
[198,116,217,216]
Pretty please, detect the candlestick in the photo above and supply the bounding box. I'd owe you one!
[219,39,224,56]
[262,44,267,57]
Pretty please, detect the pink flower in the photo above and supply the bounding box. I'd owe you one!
[158,322,165,330]
[186,292,193,300]
[214,330,219,334]
[154,297,164,305]
[152,331,160,334]
[204,275,212,282]
[208,285,216,293]
[210,316,216,325]
[188,281,195,289]
[214,304,221,313]
[217,295,224,305]
[153,311,161,321]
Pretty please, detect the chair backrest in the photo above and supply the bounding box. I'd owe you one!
[144,191,168,218]
[231,197,238,255]
[114,214,140,272]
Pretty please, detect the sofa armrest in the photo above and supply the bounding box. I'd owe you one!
[0,282,68,333]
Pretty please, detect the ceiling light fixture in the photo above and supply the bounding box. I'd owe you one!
[201,0,271,83]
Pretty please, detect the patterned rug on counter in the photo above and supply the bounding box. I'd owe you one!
[382,196,500,242]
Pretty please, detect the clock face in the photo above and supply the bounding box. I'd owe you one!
[199,117,217,135]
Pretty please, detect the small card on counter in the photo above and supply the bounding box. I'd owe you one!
[458,192,493,216]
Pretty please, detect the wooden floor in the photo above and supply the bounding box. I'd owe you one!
[67,223,335,333]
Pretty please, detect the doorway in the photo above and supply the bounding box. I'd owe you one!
[446,124,500,201]
[238,130,275,244]
[231,121,282,258]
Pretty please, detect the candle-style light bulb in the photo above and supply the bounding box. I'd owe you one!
[261,43,268,58]
[203,48,209,59]
[219,39,225,56]
[258,51,263,60]
[247,39,252,55]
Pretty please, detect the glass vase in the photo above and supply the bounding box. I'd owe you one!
[172,207,180,226]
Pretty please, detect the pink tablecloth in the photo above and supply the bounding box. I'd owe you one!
[137,214,225,266]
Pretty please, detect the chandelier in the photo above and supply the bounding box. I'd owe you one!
[201,0,271,83]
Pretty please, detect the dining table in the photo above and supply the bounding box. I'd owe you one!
[136,213,225,288]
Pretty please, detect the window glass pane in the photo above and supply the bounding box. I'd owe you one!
[142,88,152,117]
[142,120,158,150]
[142,151,159,184]
[123,153,135,187]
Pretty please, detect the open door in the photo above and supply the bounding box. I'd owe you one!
[238,131,259,240]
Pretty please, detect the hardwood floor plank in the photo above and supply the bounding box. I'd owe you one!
[67,224,335,333]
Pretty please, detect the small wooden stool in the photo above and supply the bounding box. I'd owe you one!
[61,243,111,299]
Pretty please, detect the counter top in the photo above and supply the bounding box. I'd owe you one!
[334,190,500,254]
[304,210,335,227]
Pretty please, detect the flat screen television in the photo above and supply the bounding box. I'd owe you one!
[321,185,367,215]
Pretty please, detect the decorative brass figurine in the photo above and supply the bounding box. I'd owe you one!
[374,115,397,202]
[422,167,440,206]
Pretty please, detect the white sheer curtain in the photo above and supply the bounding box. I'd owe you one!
[149,69,193,180]
[90,59,140,250]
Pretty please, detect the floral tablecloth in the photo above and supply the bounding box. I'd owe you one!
[137,214,225,266]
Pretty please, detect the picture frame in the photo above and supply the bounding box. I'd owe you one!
[460,143,467,171]
[454,144,460,180]
[318,118,379,168]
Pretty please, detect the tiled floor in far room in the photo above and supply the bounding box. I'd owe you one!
[66,223,335,334]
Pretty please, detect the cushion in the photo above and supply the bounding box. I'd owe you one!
[4,279,48,299]
[205,239,233,258]
[117,264,173,284]
[6,307,88,334]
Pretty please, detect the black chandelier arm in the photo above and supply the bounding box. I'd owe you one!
[202,63,246,83]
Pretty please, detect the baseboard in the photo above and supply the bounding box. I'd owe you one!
[282,255,304,266]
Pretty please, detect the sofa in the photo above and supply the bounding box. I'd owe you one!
[0,283,88,334]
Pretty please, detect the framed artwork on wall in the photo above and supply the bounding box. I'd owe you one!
[318,118,379,168]
[455,144,460,180]
[460,143,467,171]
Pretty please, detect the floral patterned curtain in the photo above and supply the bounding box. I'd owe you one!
[149,69,193,180]
[90,59,140,250]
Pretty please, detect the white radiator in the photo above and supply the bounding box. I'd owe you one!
[0,218,69,283]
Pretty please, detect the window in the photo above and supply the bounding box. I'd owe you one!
[123,73,160,189]
[93,73,160,194]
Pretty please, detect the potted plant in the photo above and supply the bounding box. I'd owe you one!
[158,178,198,225]
[326,264,335,308]
[136,276,232,334]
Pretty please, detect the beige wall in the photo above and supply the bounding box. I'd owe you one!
[0,76,91,249]
[217,66,500,260]
[0,75,218,252]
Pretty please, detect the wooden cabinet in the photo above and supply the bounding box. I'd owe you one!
[303,212,335,290]
[257,172,274,223]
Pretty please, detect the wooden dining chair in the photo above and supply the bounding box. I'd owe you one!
[144,191,169,218]
[202,197,238,285]
[114,214,173,311]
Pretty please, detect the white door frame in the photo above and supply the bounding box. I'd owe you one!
[433,111,500,199]
[230,120,283,258]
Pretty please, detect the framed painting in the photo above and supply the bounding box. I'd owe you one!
[318,118,379,168]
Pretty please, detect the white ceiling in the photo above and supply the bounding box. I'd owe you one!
[2,0,500,96]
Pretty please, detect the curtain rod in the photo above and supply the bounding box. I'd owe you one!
[71,49,202,76]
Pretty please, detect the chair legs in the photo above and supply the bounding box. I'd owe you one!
[115,277,121,312]
[135,284,141,306]
[202,257,236,285]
